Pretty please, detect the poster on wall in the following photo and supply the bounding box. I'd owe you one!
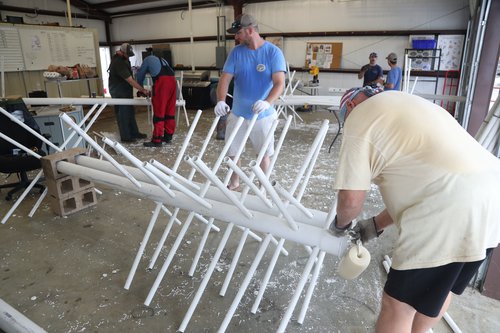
[265,36,284,51]
[436,35,464,71]
[305,42,342,69]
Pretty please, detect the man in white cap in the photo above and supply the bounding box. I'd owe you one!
[215,14,286,190]
[329,87,500,332]
[108,43,149,142]
[383,52,402,91]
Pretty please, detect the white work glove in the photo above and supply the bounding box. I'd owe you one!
[215,101,230,117]
[352,217,383,244]
[252,100,271,114]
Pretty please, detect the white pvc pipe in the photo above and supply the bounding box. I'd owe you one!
[150,160,200,190]
[251,237,286,313]
[160,205,183,226]
[103,138,174,197]
[217,234,273,333]
[0,107,61,152]
[143,162,211,209]
[297,250,326,324]
[147,210,181,270]
[144,115,243,305]
[219,228,250,297]
[0,298,47,333]
[187,217,215,277]
[176,110,202,169]
[250,161,299,231]
[124,203,162,290]
[60,113,141,188]
[224,157,273,208]
[277,247,320,333]
[24,97,149,106]
[1,56,5,98]
[1,171,43,225]
[178,223,236,332]
[273,181,313,219]
[188,157,253,219]
[73,103,108,148]
[0,132,42,159]
[187,115,220,181]
[73,156,329,229]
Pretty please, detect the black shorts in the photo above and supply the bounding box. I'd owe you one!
[384,248,492,317]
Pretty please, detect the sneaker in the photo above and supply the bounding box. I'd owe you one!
[162,134,173,143]
[135,133,148,139]
[143,141,162,147]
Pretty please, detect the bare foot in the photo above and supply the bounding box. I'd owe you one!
[227,183,240,191]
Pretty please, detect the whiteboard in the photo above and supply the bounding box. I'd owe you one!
[18,27,97,70]
[0,27,25,71]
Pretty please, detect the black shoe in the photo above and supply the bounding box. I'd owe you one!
[121,138,136,143]
[135,133,148,139]
[162,134,173,143]
[143,141,162,147]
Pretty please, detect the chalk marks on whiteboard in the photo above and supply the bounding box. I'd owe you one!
[18,28,97,71]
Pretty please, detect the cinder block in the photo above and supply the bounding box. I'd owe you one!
[46,175,94,199]
[41,147,87,180]
[49,188,97,216]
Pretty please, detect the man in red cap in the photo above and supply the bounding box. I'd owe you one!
[330,88,500,332]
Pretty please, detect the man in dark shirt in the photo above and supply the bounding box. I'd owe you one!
[108,43,149,142]
[358,52,383,88]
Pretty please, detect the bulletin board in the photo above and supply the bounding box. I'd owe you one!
[305,42,342,69]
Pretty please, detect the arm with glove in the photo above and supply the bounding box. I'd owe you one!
[328,190,392,243]
[215,73,233,117]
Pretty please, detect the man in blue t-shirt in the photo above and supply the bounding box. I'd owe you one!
[358,52,383,88]
[215,13,286,190]
[384,52,402,91]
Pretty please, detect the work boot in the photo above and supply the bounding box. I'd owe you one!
[162,133,173,143]
[143,141,162,147]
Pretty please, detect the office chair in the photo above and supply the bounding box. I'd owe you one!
[0,98,46,201]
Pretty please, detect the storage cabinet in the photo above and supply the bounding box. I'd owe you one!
[32,105,85,153]
[182,81,212,110]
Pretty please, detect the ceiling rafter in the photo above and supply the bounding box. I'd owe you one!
[59,0,111,21]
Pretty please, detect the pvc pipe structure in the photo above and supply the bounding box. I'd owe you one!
[150,160,200,191]
[104,138,175,198]
[251,237,286,313]
[124,203,163,290]
[218,226,250,296]
[160,205,183,226]
[73,103,108,148]
[60,113,141,188]
[188,157,252,219]
[24,97,150,106]
[1,171,43,225]
[145,118,246,305]
[0,298,47,333]
[187,115,220,181]
[272,181,313,219]
[297,250,326,324]
[143,162,211,209]
[73,156,331,229]
[171,110,202,172]
[224,157,273,208]
[216,234,273,333]
[277,247,320,333]
[250,161,299,231]
[178,223,236,332]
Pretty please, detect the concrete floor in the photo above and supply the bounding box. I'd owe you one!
[1,107,499,333]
